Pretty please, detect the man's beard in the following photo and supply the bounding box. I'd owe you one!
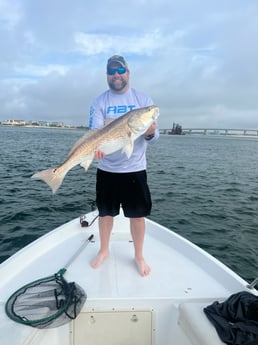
[108,78,127,92]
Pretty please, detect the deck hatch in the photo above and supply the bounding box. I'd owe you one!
[71,308,154,345]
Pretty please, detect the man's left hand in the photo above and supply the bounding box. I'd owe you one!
[145,122,157,136]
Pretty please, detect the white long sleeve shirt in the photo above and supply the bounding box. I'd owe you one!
[89,88,159,173]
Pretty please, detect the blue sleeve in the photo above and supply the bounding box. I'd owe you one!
[88,97,105,130]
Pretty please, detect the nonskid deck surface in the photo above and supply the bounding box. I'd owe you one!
[0,213,252,345]
[0,213,246,301]
[66,215,246,302]
[72,235,230,301]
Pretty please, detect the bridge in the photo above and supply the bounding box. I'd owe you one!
[159,128,258,136]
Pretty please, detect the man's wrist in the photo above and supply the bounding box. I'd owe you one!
[145,133,155,141]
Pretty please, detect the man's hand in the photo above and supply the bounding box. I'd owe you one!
[94,150,106,160]
[144,122,157,136]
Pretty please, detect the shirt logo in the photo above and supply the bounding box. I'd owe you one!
[106,105,136,116]
[89,106,94,128]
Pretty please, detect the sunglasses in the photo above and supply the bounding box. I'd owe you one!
[107,67,127,75]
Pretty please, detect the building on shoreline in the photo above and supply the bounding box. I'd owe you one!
[0,119,87,129]
[1,119,27,126]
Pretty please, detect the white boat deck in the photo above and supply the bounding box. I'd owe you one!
[0,212,254,345]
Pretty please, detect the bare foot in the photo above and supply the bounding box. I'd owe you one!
[91,251,109,269]
[135,257,151,277]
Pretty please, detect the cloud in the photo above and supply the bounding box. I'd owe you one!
[73,29,185,56]
[0,0,258,129]
[14,64,69,78]
[0,0,23,30]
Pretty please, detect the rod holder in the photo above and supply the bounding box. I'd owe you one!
[247,277,258,289]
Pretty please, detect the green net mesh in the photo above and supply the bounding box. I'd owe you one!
[5,272,86,328]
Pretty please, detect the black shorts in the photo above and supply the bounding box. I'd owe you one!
[96,169,152,218]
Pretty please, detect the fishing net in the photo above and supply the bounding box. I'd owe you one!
[5,269,86,328]
[5,233,94,329]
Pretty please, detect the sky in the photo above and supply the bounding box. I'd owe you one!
[0,0,258,129]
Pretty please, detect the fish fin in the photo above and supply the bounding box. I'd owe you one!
[80,155,94,171]
[121,129,134,158]
[68,130,97,158]
[31,168,66,194]
[122,140,134,158]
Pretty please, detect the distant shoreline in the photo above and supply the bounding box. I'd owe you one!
[1,124,258,138]
[0,124,87,131]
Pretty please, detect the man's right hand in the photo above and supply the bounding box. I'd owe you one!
[94,150,106,160]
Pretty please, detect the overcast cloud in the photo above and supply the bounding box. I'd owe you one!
[0,0,258,129]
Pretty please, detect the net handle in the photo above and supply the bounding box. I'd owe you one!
[62,234,94,273]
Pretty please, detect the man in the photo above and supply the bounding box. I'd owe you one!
[89,55,159,276]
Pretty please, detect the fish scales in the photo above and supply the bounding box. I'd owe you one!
[31,105,159,193]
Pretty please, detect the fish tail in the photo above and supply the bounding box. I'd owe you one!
[31,168,66,194]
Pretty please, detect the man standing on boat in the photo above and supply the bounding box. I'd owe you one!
[89,55,159,276]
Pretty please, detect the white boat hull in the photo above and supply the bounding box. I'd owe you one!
[0,211,256,345]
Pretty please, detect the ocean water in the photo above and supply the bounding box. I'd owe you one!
[0,126,258,283]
